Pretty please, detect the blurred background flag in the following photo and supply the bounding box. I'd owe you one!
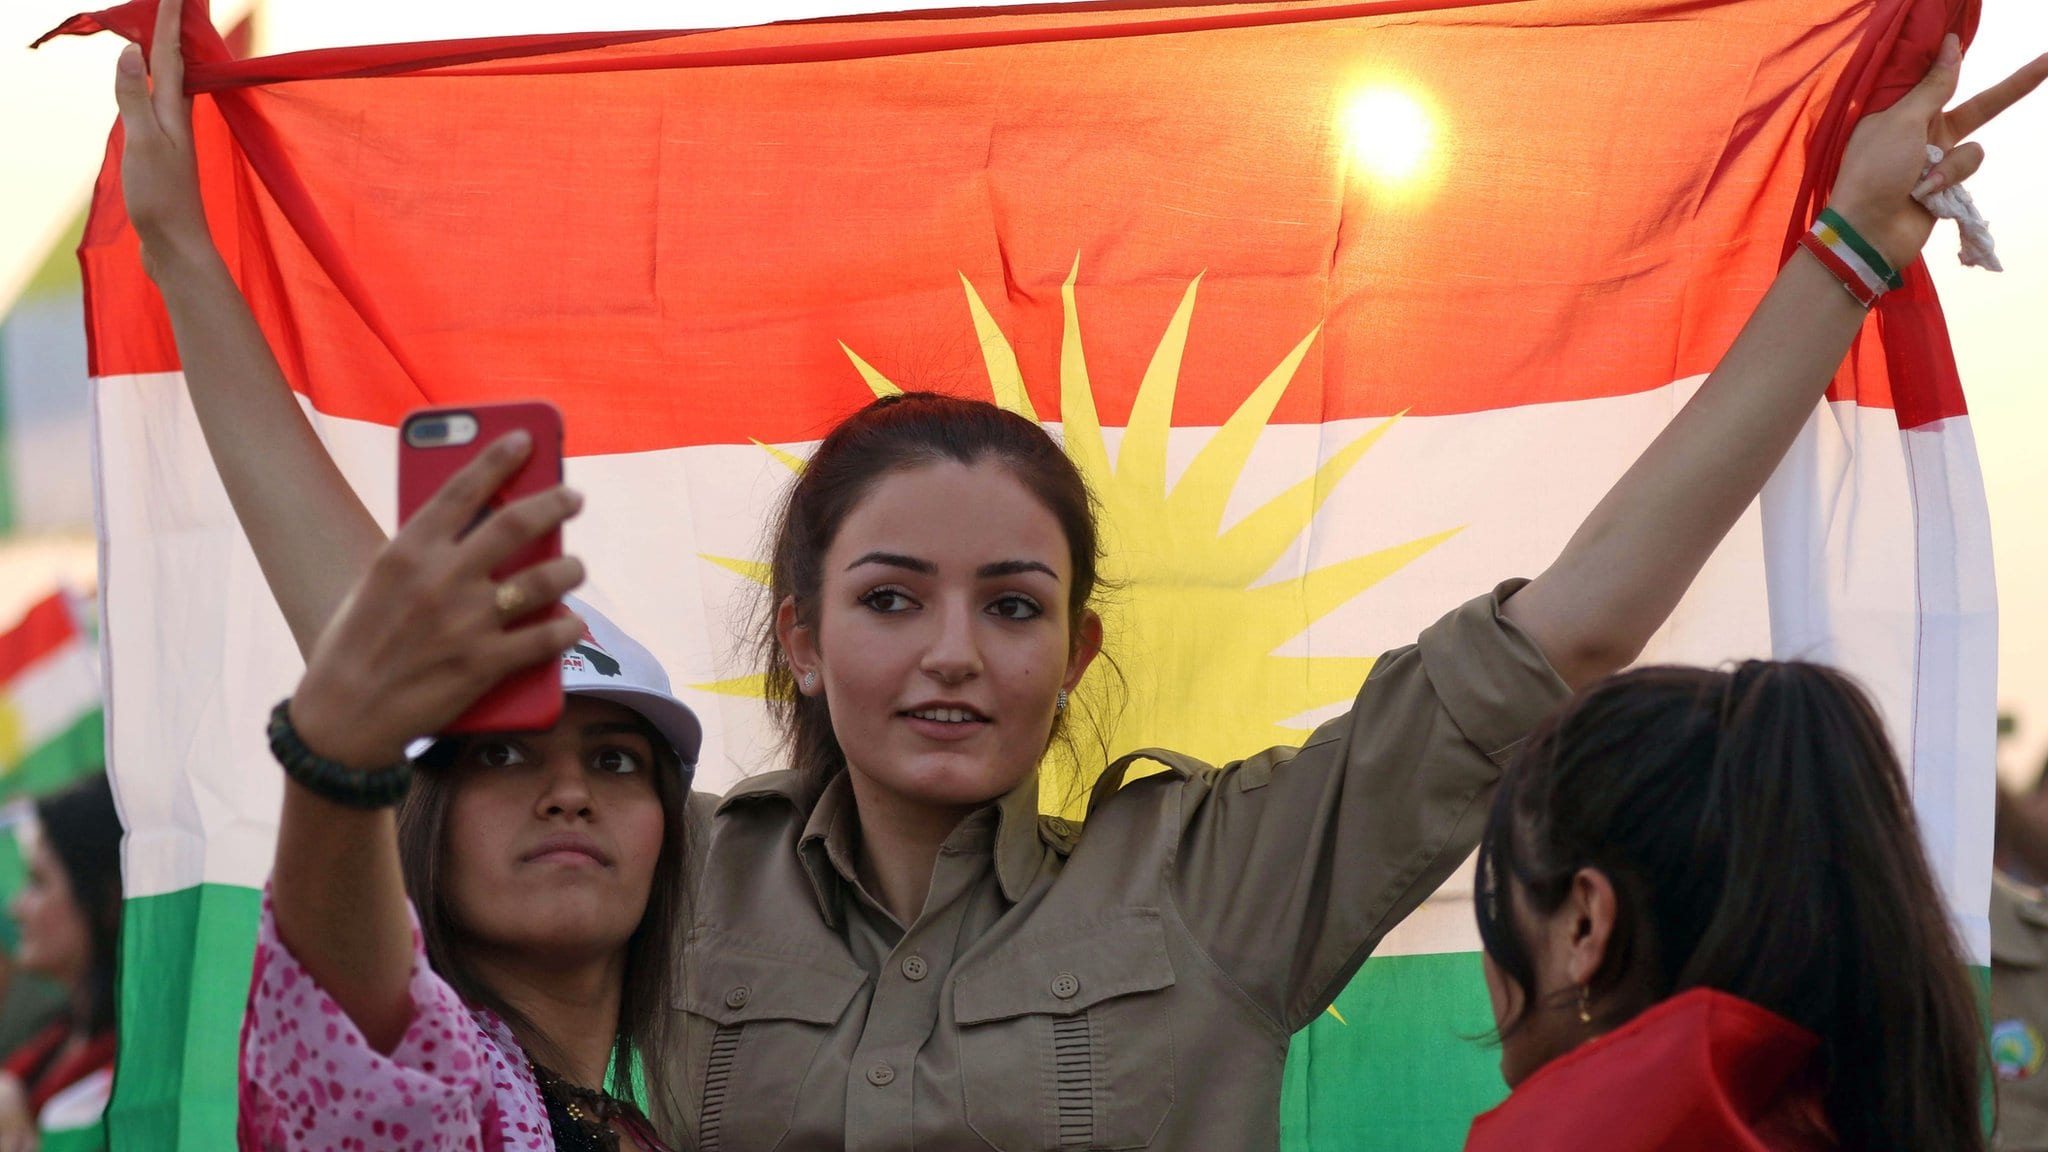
[42,0,1999,1148]
[0,590,100,804]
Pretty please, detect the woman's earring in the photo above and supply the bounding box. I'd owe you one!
[801,670,818,693]
[1576,984,1593,1025]
[1055,688,1069,712]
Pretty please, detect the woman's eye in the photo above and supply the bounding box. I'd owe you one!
[593,747,645,776]
[988,595,1043,621]
[858,587,917,614]
[475,742,528,769]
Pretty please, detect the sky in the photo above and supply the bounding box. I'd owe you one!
[1,0,2045,773]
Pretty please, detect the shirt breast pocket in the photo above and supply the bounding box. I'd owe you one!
[678,934,867,1152]
[953,910,1178,1150]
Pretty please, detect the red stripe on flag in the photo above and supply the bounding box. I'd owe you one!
[0,594,81,689]
[72,0,1979,450]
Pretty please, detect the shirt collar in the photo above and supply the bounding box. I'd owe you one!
[795,770,1050,924]
[991,770,1048,903]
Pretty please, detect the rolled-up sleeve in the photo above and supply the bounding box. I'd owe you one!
[1163,579,1570,1031]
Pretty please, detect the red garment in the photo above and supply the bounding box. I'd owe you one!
[1465,988,1833,1152]
[3,1020,117,1117]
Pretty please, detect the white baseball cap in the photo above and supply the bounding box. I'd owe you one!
[408,595,703,772]
[558,595,703,768]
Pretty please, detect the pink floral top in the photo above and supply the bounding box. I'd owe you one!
[238,894,554,1152]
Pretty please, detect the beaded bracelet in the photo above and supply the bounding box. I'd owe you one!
[267,698,414,808]
[1799,207,1904,309]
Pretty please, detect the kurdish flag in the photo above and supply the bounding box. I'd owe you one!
[0,590,102,803]
[55,0,1995,1148]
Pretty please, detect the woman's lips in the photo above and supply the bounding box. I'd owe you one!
[520,834,611,868]
[900,711,991,742]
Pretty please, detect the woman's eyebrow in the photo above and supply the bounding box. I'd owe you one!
[978,559,1057,580]
[844,552,1055,580]
[581,722,653,740]
[846,551,935,574]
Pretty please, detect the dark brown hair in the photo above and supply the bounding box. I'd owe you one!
[33,773,123,1036]
[399,721,685,1118]
[756,392,1111,805]
[1476,662,1985,1151]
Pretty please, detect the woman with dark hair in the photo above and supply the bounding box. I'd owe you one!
[234,449,702,1152]
[1467,662,1985,1152]
[116,6,704,1150]
[0,775,123,1151]
[114,0,2040,1143]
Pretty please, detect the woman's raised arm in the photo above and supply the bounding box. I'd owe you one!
[267,433,586,1052]
[115,0,383,656]
[1505,36,2047,689]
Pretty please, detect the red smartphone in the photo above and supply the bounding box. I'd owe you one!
[398,401,566,735]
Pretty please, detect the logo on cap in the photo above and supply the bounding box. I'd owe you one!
[562,627,623,678]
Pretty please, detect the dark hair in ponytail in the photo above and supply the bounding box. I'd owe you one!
[1476,662,1984,1152]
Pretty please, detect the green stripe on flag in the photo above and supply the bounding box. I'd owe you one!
[1,710,105,804]
[40,1126,107,1152]
[1282,951,1506,1151]
[109,884,260,1152]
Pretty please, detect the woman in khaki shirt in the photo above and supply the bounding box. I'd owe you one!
[661,44,2021,1151]
[118,10,2032,1147]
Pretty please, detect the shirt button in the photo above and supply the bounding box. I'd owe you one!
[867,1062,896,1087]
[901,955,929,981]
[1051,972,1081,1000]
[724,985,751,1010]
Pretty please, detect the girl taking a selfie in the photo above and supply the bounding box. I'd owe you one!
[115,0,2040,1144]
[119,7,704,1149]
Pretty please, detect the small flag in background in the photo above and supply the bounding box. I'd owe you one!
[0,591,102,803]
[0,216,97,537]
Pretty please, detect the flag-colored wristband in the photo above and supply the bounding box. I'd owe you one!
[1801,208,1903,308]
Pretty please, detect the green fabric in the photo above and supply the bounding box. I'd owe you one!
[1281,950,1506,1151]
[40,1124,107,1152]
[0,826,26,953]
[107,884,260,1152]
[1979,964,1994,1138]
[0,711,106,806]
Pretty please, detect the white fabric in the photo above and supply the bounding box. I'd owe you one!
[97,369,1996,970]
[1918,143,2002,271]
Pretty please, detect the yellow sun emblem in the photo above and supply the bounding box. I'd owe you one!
[701,259,1457,819]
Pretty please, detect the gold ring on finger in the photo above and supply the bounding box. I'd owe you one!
[494,580,530,620]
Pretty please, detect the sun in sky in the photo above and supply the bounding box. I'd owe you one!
[701,261,1455,817]
[1339,82,1443,199]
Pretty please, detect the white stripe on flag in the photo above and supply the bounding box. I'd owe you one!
[6,642,99,752]
[94,367,1990,972]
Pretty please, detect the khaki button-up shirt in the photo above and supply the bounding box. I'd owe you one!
[664,580,1567,1150]
[1994,874,2048,1150]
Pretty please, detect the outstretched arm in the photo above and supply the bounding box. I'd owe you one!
[116,0,383,657]
[1506,36,2048,689]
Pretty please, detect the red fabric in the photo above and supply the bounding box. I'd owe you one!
[0,593,80,686]
[3,1022,117,1117]
[1465,989,1831,1152]
[53,0,1976,454]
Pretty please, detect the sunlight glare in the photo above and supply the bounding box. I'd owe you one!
[1340,85,1438,191]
